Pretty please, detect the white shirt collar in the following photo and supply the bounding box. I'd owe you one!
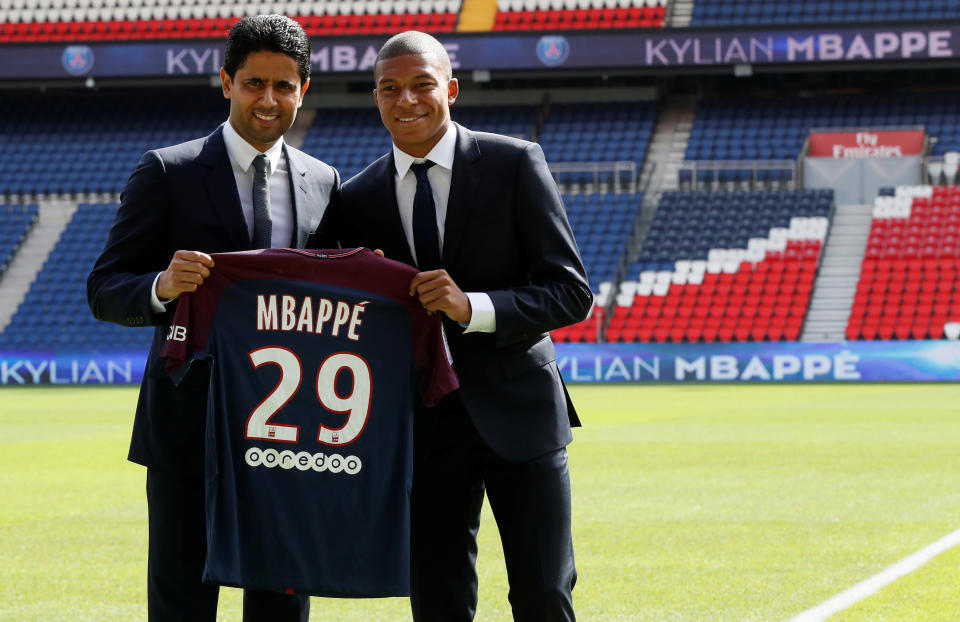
[392,122,457,179]
[222,119,284,174]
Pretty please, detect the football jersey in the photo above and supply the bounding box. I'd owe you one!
[160,247,458,597]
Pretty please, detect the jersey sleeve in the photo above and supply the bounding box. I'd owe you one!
[160,286,216,385]
[412,311,459,406]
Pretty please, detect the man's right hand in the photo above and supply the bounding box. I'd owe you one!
[156,250,215,300]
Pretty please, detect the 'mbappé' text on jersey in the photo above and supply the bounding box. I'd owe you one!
[160,248,458,597]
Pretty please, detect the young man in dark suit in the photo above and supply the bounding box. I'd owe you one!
[87,15,337,622]
[310,31,592,622]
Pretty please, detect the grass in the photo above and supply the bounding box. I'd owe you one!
[1,384,959,621]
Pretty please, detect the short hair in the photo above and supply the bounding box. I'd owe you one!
[223,15,311,85]
[375,31,452,80]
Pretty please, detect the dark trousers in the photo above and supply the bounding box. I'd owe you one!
[410,396,577,622]
[145,468,309,622]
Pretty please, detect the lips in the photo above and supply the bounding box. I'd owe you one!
[254,111,279,122]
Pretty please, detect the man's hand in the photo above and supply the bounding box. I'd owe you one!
[409,269,471,323]
[156,250,215,300]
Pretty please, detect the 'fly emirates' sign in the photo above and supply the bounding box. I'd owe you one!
[809,129,925,158]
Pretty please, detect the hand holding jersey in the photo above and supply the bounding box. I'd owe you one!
[156,250,215,300]
[408,268,472,322]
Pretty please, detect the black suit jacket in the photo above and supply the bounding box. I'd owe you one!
[310,124,591,461]
[88,125,339,475]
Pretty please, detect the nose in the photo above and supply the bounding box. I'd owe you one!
[398,87,417,105]
[260,86,277,107]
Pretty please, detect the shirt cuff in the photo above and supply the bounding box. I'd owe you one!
[150,273,171,313]
[462,292,496,333]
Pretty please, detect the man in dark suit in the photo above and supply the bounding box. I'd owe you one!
[87,15,337,622]
[310,31,592,622]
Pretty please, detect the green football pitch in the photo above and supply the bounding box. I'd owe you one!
[2,384,959,621]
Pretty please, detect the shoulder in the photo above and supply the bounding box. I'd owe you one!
[151,133,212,165]
[139,130,223,176]
[468,128,534,152]
[342,152,391,195]
[286,143,338,180]
[456,124,542,165]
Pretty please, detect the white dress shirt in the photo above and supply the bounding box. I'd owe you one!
[392,123,496,334]
[221,120,294,249]
[151,121,295,312]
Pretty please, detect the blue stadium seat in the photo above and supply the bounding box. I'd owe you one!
[0,202,152,349]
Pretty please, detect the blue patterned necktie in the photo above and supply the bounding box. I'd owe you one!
[252,153,272,248]
[410,160,441,271]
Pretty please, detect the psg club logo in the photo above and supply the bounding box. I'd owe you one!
[537,36,570,67]
[62,45,94,76]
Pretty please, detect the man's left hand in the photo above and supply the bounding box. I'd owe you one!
[409,269,471,323]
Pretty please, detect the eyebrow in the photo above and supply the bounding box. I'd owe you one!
[378,73,437,84]
[244,77,297,86]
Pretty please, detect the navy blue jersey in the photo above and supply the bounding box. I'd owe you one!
[161,248,458,597]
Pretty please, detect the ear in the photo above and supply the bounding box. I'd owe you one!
[220,68,232,99]
[298,78,310,108]
[373,87,379,107]
[447,78,459,105]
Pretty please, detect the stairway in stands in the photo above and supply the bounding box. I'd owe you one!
[0,198,76,332]
[800,204,873,341]
[624,97,696,279]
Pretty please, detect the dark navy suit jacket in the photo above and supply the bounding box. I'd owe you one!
[309,123,591,461]
[88,125,339,475]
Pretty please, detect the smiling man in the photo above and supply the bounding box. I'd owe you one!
[310,31,592,622]
[87,15,338,622]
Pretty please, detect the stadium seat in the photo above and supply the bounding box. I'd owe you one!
[0,203,153,350]
[619,189,832,342]
[846,185,960,341]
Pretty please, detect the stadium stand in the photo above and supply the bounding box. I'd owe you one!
[0,202,153,349]
[685,93,960,187]
[0,90,226,196]
[300,108,393,184]
[0,0,461,41]
[452,104,539,140]
[492,0,666,30]
[3,41,957,348]
[551,192,641,343]
[846,185,960,340]
[603,189,833,343]
[538,101,657,189]
[691,0,960,26]
[533,101,656,344]
[0,204,39,276]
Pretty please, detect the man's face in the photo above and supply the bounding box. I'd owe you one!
[221,50,308,152]
[374,53,458,158]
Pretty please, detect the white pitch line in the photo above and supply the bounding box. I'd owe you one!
[789,526,960,622]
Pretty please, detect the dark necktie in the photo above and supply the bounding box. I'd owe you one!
[411,160,441,271]
[252,153,272,248]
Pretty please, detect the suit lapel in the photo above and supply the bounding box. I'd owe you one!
[443,123,481,268]
[285,145,310,248]
[198,126,250,250]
